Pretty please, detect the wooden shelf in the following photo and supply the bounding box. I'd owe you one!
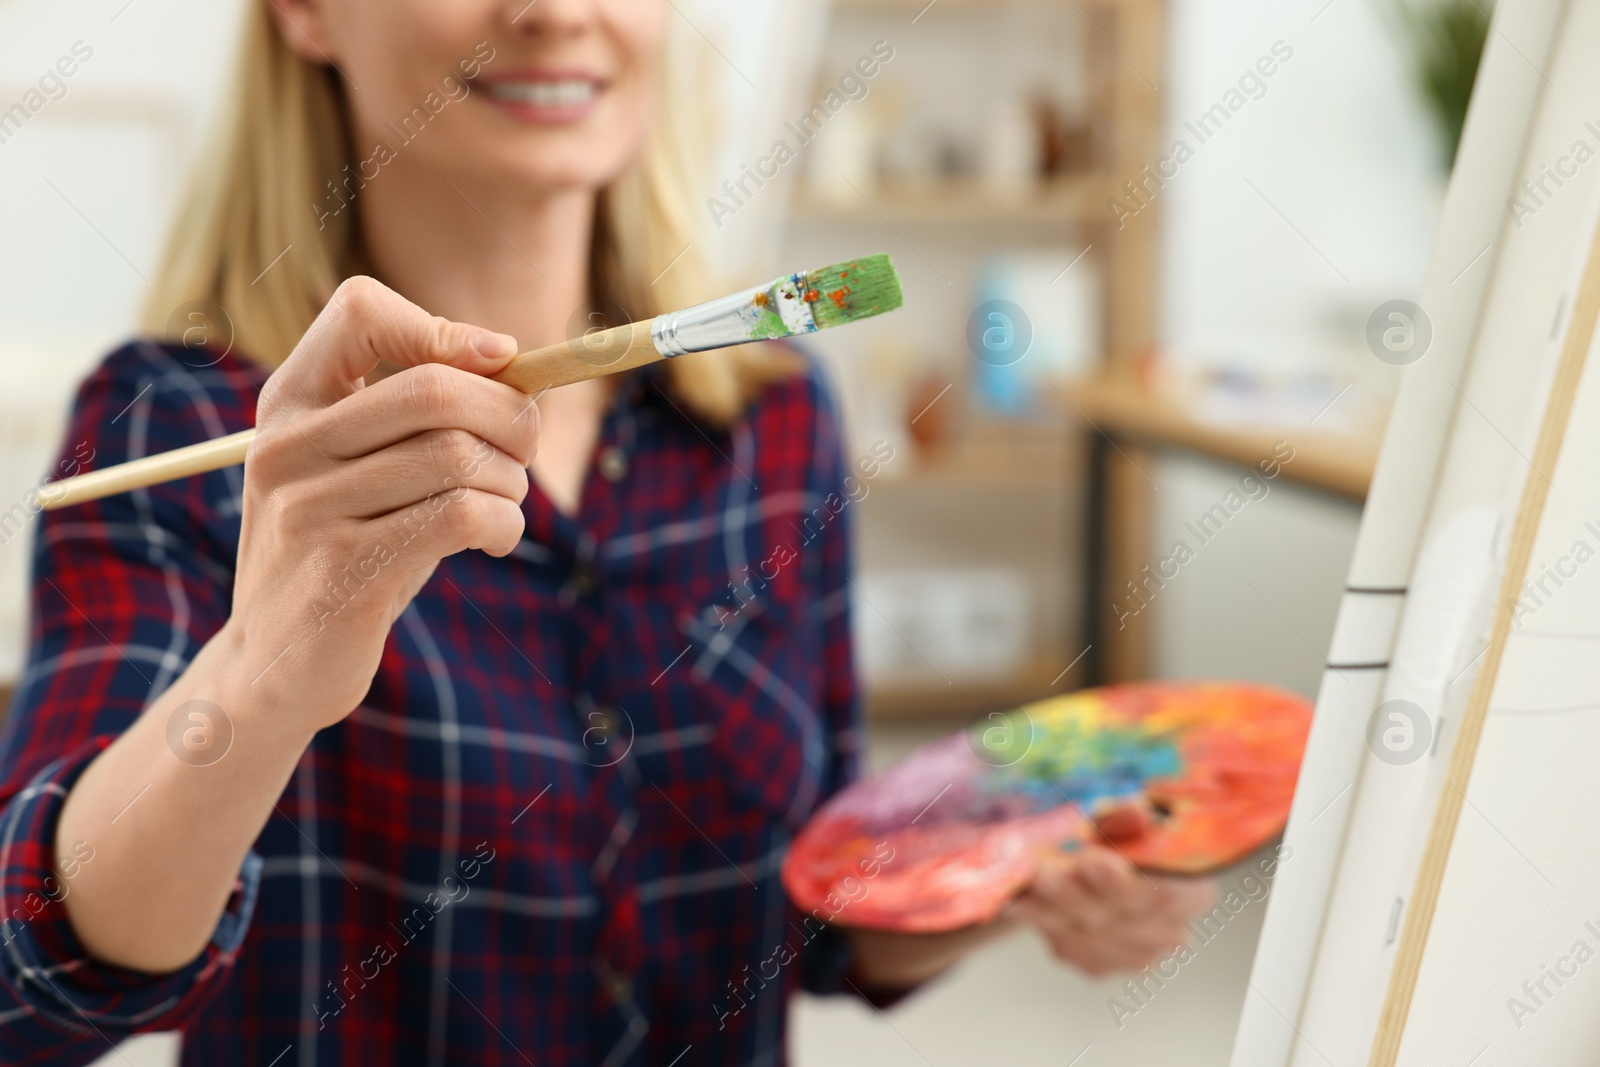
[1056,374,1381,500]
[875,432,1075,490]
[792,175,1108,226]
[864,657,1078,718]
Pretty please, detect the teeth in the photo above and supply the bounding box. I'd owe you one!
[490,80,597,107]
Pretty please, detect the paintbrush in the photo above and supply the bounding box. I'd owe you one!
[37,254,903,511]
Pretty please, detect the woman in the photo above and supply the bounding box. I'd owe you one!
[0,1,1211,1063]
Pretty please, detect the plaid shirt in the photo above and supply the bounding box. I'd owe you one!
[0,340,872,1066]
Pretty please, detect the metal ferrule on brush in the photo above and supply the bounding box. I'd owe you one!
[650,274,817,357]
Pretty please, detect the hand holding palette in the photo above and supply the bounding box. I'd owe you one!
[781,681,1312,933]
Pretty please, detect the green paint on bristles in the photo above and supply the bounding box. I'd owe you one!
[801,254,903,331]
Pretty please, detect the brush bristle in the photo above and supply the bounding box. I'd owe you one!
[800,254,904,331]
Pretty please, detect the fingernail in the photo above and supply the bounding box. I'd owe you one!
[471,330,518,360]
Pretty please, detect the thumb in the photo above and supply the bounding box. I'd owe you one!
[276,276,519,411]
[1092,799,1154,843]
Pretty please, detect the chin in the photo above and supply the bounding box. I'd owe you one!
[471,140,640,197]
[445,100,650,196]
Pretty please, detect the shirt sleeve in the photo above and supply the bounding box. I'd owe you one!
[0,345,263,1059]
[792,361,921,1005]
[803,359,864,803]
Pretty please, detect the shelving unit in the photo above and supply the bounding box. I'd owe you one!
[816,0,1166,373]
[792,175,1109,226]
[789,0,1167,718]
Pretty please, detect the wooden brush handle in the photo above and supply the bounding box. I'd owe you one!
[490,323,662,393]
[37,430,258,511]
[37,325,667,512]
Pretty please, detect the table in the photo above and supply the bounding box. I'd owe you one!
[1056,374,1381,683]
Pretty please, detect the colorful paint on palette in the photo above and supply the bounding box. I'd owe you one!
[781,681,1312,933]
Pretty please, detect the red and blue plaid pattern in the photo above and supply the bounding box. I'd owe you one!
[0,341,866,1065]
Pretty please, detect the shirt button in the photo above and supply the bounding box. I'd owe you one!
[572,563,596,595]
[558,563,597,606]
[582,705,620,750]
[597,446,628,483]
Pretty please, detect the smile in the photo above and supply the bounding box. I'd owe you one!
[489,80,598,107]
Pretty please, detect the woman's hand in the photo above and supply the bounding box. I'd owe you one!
[847,807,1216,991]
[1008,844,1216,977]
[227,276,539,730]
[57,276,538,972]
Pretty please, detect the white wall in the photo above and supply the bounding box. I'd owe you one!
[0,0,248,356]
[0,0,249,682]
[1149,453,1362,699]
[1147,0,1438,688]
[1159,0,1441,373]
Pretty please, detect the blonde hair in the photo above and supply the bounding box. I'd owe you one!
[141,1,796,425]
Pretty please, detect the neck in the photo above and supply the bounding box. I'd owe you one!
[357,164,596,354]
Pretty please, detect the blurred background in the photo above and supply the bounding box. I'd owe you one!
[0,0,1484,1063]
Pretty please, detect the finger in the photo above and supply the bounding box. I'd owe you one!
[1026,851,1142,928]
[1042,927,1165,977]
[335,430,530,519]
[1078,915,1192,967]
[1155,875,1218,922]
[1025,853,1096,911]
[362,486,526,562]
[1013,877,1120,936]
[1110,918,1196,958]
[1030,849,1077,891]
[300,363,542,466]
[268,276,519,413]
[1071,847,1146,903]
[1093,800,1154,842]
[1006,895,1060,933]
[1043,933,1119,977]
[1015,890,1190,975]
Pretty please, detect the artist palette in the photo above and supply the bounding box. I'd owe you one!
[781,681,1312,932]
